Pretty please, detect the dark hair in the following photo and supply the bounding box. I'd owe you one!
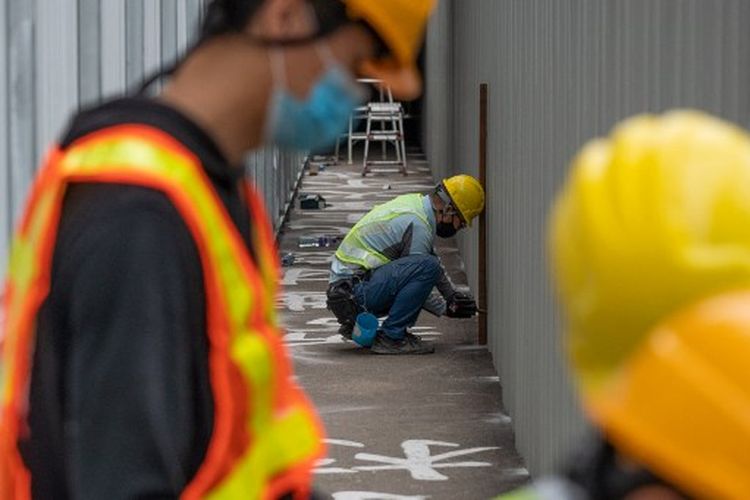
[137,0,383,95]
[200,0,352,42]
[200,0,265,39]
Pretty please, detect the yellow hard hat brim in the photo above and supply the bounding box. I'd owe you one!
[359,59,422,102]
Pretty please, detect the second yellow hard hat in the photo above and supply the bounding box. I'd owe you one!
[550,109,750,499]
[550,110,750,395]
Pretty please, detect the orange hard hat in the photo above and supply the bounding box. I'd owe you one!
[588,291,750,499]
[343,0,436,100]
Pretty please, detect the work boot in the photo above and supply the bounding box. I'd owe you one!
[371,331,435,355]
[339,321,354,340]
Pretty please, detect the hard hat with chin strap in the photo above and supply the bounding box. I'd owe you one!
[441,174,485,227]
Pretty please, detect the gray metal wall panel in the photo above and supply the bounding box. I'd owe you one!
[143,1,162,87]
[425,0,750,475]
[0,0,8,274]
[161,0,178,71]
[125,0,145,90]
[177,0,189,57]
[78,0,101,105]
[0,0,303,279]
[422,0,452,181]
[35,0,79,159]
[8,0,35,226]
[101,0,126,99]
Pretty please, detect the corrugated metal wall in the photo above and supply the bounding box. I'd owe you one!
[424,0,750,475]
[0,1,304,280]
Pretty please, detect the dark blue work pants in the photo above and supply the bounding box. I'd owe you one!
[353,254,441,340]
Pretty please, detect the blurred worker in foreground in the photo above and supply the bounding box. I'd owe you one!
[326,175,484,354]
[0,0,435,498]
[499,110,750,499]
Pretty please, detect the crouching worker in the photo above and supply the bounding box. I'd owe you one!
[326,175,485,354]
[498,111,750,499]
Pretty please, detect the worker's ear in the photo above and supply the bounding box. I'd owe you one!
[247,0,317,41]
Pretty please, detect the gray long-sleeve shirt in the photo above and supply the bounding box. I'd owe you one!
[330,195,455,299]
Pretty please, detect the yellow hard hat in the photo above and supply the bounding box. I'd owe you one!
[550,110,750,394]
[442,174,485,227]
[589,290,750,499]
[343,0,436,100]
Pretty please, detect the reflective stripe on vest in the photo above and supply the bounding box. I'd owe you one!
[335,193,431,270]
[0,125,324,499]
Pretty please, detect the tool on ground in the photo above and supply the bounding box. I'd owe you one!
[326,279,360,339]
[281,253,296,267]
[298,234,343,248]
[299,193,327,209]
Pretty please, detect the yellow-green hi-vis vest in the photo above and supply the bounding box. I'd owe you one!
[335,193,431,270]
[0,125,324,500]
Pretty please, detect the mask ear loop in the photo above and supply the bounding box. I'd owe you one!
[268,48,288,89]
[315,42,337,68]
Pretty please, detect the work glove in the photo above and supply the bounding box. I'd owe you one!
[446,291,478,318]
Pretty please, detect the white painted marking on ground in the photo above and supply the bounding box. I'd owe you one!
[501,468,530,477]
[285,333,347,348]
[288,353,342,365]
[353,440,499,481]
[325,438,367,447]
[281,267,331,286]
[332,492,429,500]
[318,405,381,416]
[277,291,328,311]
[484,412,512,425]
[315,439,367,474]
[306,316,343,327]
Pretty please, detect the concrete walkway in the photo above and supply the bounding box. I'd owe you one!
[277,154,528,500]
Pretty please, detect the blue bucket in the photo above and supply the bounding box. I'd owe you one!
[352,312,379,347]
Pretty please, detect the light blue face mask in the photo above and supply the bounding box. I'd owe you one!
[266,47,366,152]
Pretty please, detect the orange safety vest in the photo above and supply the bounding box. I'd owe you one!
[0,125,324,499]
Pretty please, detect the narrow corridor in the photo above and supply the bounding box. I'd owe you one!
[277,154,528,499]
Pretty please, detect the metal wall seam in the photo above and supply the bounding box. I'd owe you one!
[101,0,126,99]
[143,0,161,89]
[78,0,101,106]
[161,0,178,74]
[0,0,8,274]
[35,0,79,162]
[177,0,189,58]
[8,0,35,226]
[125,0,145,90]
